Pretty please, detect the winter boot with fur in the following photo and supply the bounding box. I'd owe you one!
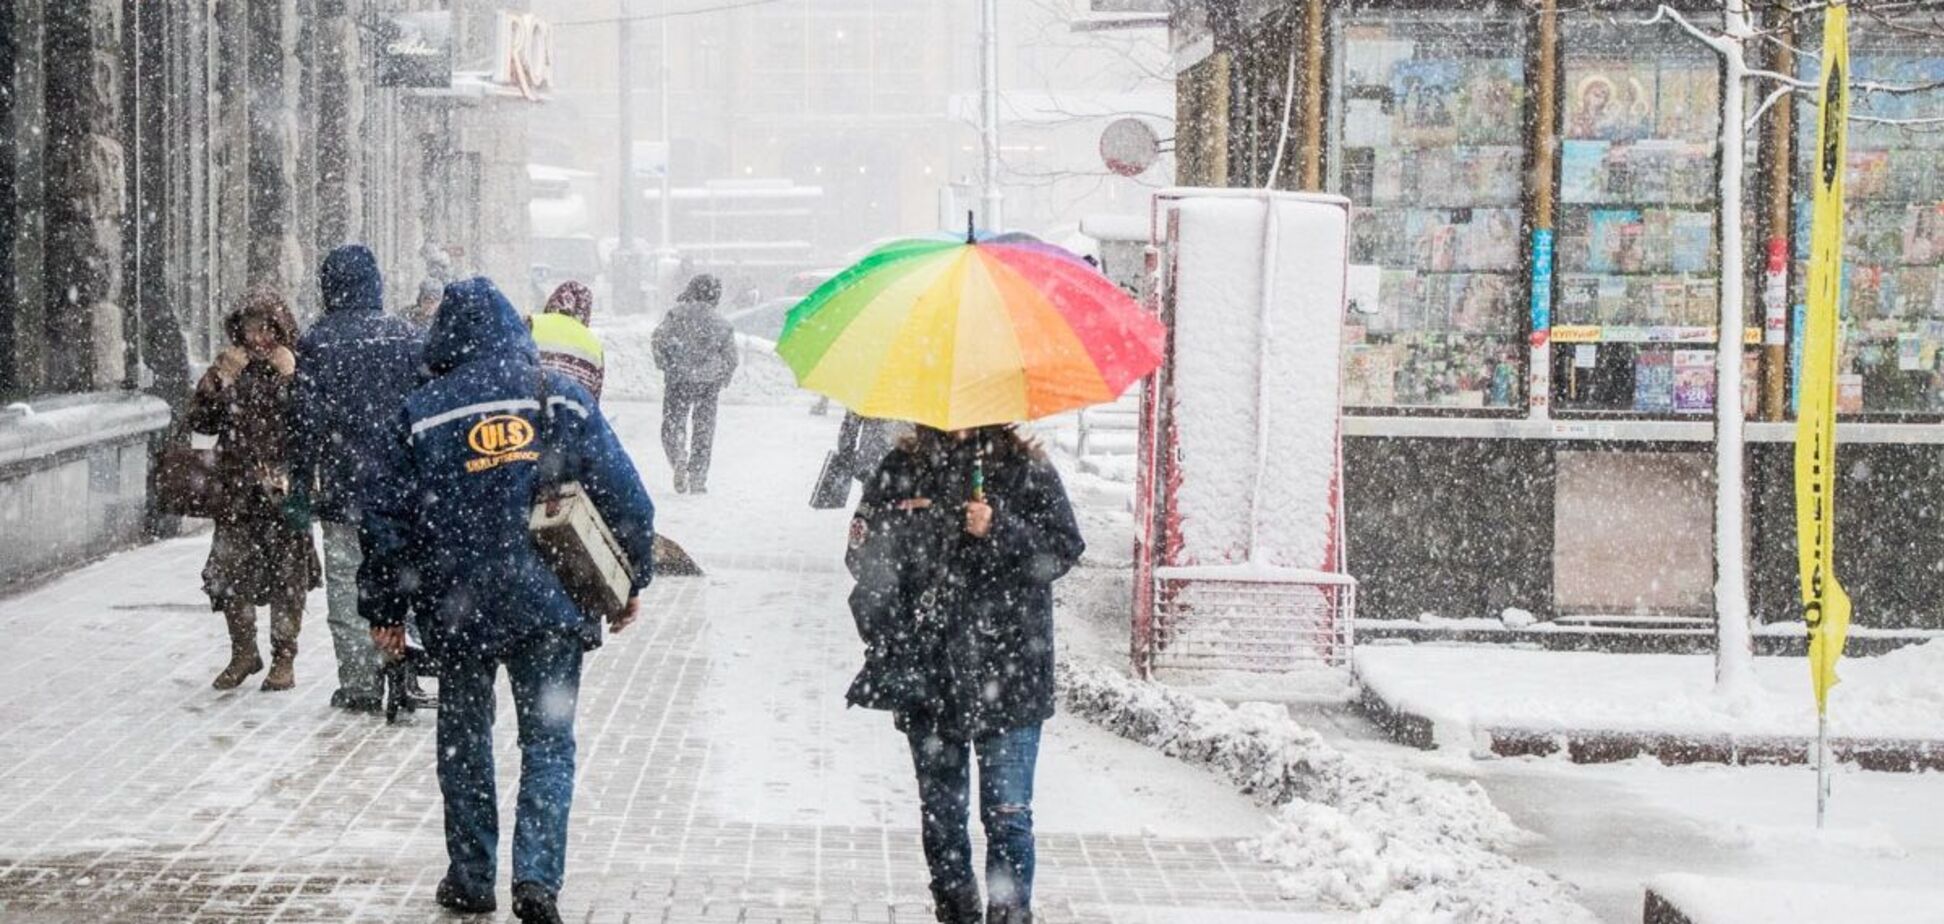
[212,609,263,690]
[261,606,301,691]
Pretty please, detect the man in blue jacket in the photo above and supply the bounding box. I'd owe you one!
[289,245,426,712]
[358,278,656,924]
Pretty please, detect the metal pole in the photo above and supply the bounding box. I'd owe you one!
[614,2,641,314]
[1298,0,1325,191]
[1762,21,1797,421]
[1817,710,1829,828]
[979,0,1002,232]
[658,8,672,258]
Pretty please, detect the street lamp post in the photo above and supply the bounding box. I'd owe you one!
[979,0,1003,233]
[614,4,643,314]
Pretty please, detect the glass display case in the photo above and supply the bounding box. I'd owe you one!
[1331,12,1527,410]
[1794,24,1944,417]
[1551,13,1757,414]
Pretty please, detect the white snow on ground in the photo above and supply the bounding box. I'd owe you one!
[611,400,1277,843]
[1354,643,1944,744]
[1058,659,1598,923]
[1647,874,1944,923]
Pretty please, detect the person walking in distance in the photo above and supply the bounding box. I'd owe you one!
[844,425,1085,924]
[359,278,657,923]
[531,280,606,401]
[652,274,737,493]
[288,245,427,714]
[194,289,322,692]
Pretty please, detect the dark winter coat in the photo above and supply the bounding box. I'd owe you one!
[289,245,426,522]
[190,296,321,608]
[356,278,657,661]
[651,300,739,388]
[844,436,1084,739]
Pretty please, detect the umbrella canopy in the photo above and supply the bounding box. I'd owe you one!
[777,237,1164,431]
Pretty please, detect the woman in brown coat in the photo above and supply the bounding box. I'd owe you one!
[189,289,322,691]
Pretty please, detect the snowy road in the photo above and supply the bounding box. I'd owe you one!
[0,398,1337,923]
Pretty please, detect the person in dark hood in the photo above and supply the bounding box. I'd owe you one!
[288,244,426,714]
[192,288,321,692]
[358,277,657,924]
[651,273,738,493]
[531,280,605,401]
[844,425,1084,924]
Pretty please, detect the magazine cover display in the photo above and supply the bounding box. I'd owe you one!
[1552,23,1744,413]
[1792,38,1944,415]
[1336,16,1526,410]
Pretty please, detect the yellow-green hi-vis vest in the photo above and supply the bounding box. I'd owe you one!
[531,311,606,401]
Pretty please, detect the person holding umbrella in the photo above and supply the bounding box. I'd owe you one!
[844,424,1082,924]
[784,221,1164,924]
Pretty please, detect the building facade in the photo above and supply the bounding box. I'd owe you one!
[1160,0,1944,630]
[0,1,541,587]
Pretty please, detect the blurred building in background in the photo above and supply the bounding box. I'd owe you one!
[531,0,1171,306]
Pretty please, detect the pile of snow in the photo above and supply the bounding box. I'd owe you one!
[1057,657,1597,922]
[1354,642,1944,744]
[1648,874,1944,924]
[597,316,802,404]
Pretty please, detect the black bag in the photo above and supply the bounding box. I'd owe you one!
[810,450,854,509]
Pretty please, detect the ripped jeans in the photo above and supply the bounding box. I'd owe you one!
[905,722,1042,911]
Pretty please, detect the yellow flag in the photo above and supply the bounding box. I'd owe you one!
[1796,3,1852,717]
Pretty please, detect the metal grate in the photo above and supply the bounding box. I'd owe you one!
[1149,577,1355,673]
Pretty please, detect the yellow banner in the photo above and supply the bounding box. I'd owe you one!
[1796,3,1852,716]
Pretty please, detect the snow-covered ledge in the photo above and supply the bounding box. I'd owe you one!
[0,391,172,588]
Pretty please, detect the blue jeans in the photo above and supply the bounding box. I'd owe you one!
[437,630,584,897]
[906,722,1042,910]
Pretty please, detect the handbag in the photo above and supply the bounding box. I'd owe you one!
[151,412,228,519]
[527,371,634,630]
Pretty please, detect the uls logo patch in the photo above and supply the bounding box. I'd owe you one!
[469,415,535,455]
[465,414,540,473]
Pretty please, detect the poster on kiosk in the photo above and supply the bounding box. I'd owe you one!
[1133,190,1356,678]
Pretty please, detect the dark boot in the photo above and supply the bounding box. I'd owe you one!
[261,605,301,692]
[672,468,689,494]
[512,881,563,924]
[212,609,263,690]
[436,876,496,914]
[987,906,1033,924]
[931,884,982,924]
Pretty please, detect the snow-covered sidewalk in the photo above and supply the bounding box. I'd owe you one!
[1355,643,1944,766]
[0,400,1331,923]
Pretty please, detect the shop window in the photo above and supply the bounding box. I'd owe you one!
[1330,12,1527,411]
[1793,25,1944,418]
[1552,13,1757,415]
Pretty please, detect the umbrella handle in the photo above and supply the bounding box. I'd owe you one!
[972,454,986,503]
[966,210,977,245]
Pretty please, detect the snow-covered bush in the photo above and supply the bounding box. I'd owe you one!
[1057,658,1599,923]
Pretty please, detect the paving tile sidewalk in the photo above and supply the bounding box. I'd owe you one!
[0,402,1326,923]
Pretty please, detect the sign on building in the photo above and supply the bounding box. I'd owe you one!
[376,11,453,88]
[495,12,556,99]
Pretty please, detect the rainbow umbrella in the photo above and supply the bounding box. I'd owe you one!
[777,233,1165,431]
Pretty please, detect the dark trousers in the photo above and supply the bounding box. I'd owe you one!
[906,722,1042,913]
[661,382,721,485]
[437,631,584,896]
